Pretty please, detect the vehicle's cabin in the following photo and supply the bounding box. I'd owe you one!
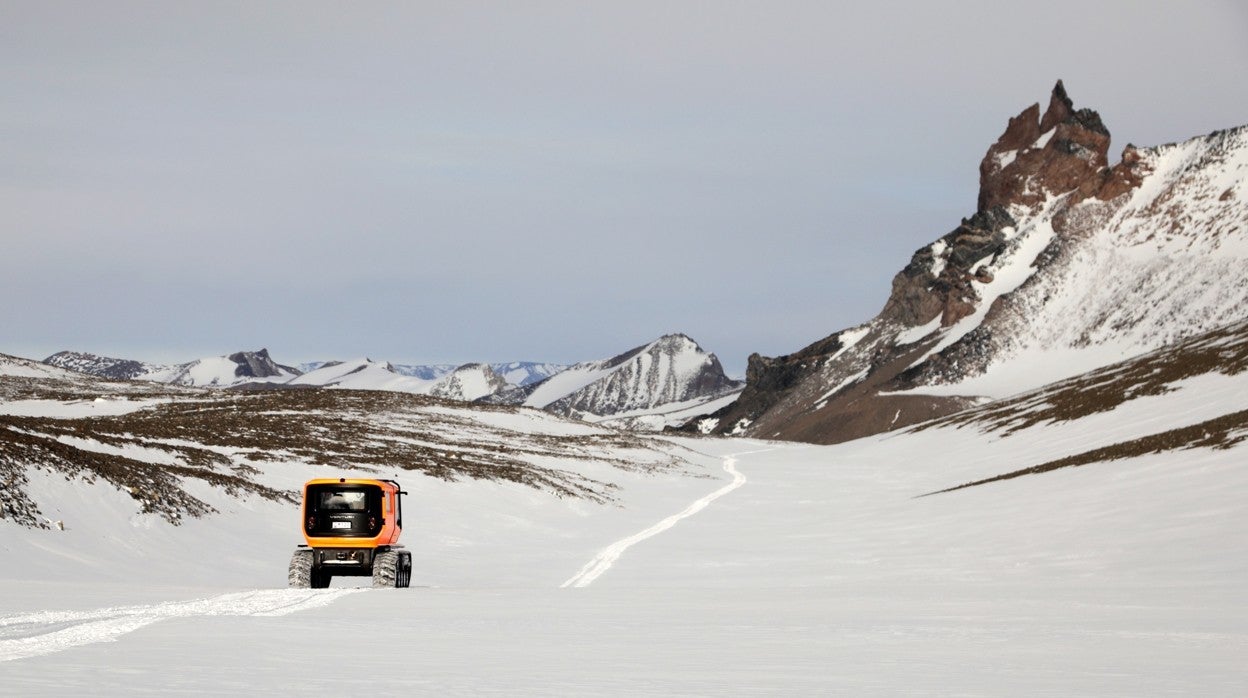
[304,482,398,538]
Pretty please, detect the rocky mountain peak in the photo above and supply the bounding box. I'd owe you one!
[484,333,742,425]
[978,80,1112,211]
[1038,79,1073,133]
[651,333,701,355]
[227,348,298,379]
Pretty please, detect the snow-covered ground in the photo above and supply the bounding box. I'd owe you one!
[2,354,1245,697]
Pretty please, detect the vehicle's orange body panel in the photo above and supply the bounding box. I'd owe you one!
[301,478,403,549]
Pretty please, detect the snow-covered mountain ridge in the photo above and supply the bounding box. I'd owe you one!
[301,361,566,388]
[485,334,743,427]
[142,348,301,387]
[42,351,166,381]
[701,81,1248,444]
[46,349,303,388]
[46,351,564,396]
[285,359,564,401]
[38,336,737,428]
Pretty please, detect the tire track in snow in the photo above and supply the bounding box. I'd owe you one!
[561,449,768,588]
[0,588,363,662]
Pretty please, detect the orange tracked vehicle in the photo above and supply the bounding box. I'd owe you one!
[288,477,412,588]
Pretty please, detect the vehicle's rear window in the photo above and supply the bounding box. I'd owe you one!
[317,489,368,511]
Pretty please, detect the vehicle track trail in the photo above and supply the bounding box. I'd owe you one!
[561,448,769,588]
[0,588,363,662]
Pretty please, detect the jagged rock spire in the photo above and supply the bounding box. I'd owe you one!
[1039,79,1074,133]
[977,81,1112,211]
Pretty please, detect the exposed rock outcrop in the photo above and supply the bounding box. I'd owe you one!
[979,80,1111,211]
[881,205,1017,330]
[228,348,298,379]
[43,351,160,380]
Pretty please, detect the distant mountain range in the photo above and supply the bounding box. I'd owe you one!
[294,360,564,387]
[285,359,512,402]
[41,334,741,430]
[693,81,1248,443]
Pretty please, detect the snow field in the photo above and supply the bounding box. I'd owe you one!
[562,449,756,588]
[0,397,170,419]
[2,423,1244,695]
[0,589,363,662]
[1,358,1246,694]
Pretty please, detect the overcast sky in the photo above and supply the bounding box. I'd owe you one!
[4,1,1247,374]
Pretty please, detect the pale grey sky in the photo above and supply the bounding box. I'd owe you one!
[4,1,1247,373]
